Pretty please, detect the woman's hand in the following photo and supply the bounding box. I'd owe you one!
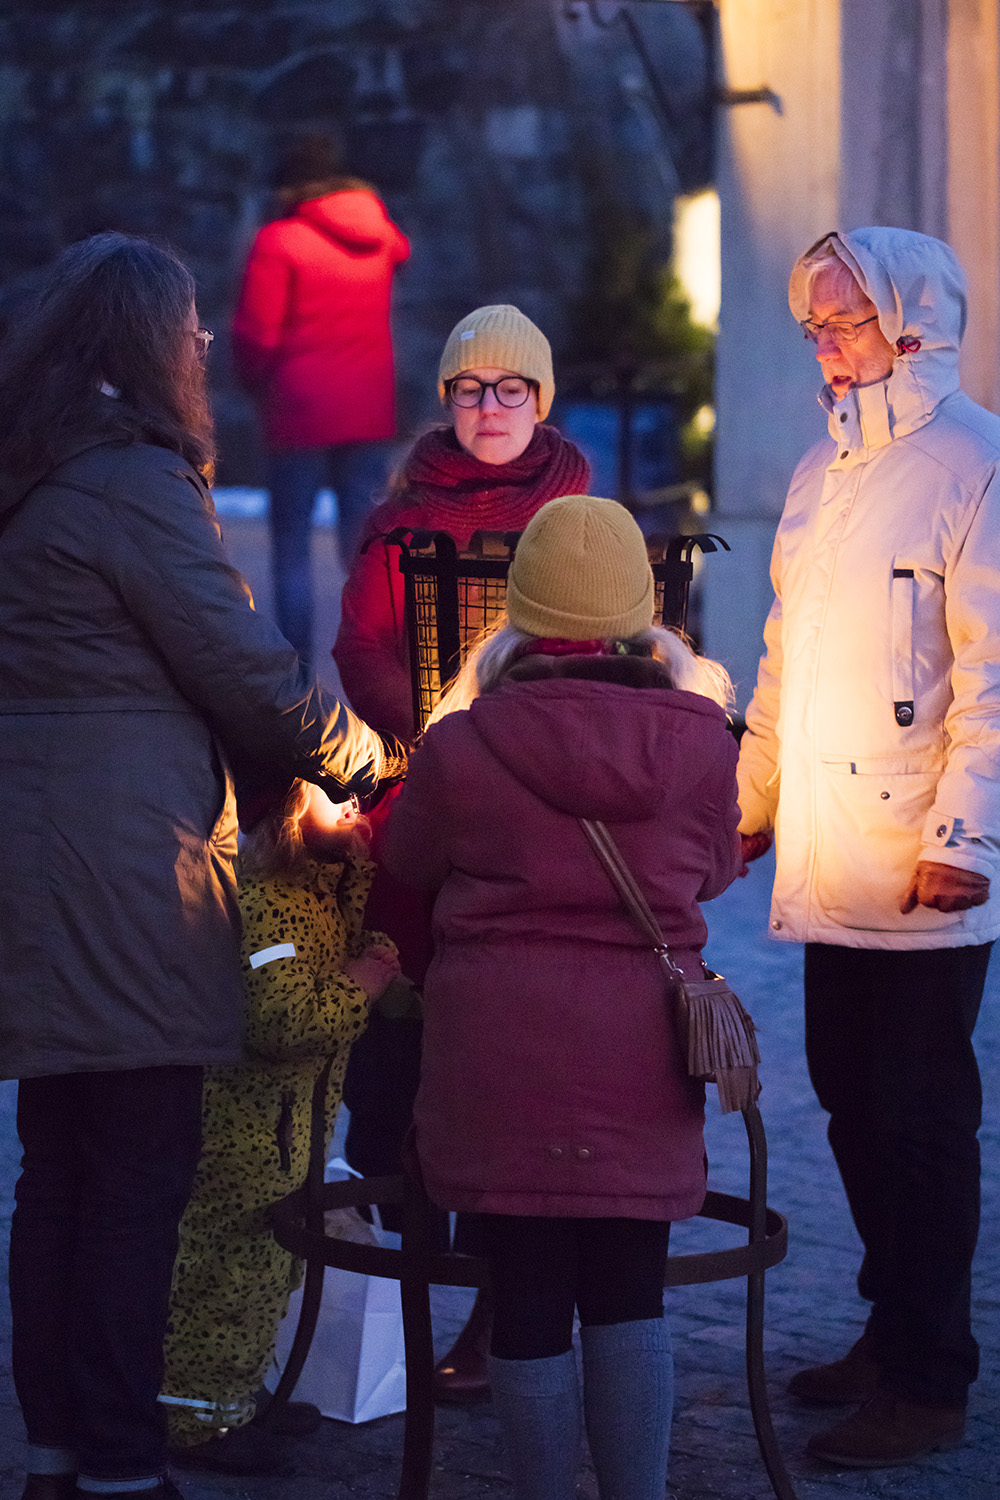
[900,860,991,914]
[738,830,774,875]
[344,948,402,1002]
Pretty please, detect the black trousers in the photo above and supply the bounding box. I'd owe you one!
[9,1066,204,1478]
[804,941,990,1406]
[476,1215,671,1361]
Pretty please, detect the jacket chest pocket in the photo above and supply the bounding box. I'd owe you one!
[889,564,947,731]
[890,570,914,727]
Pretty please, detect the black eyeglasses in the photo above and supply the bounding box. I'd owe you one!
[800,314,878,345]
[447,376,535,409]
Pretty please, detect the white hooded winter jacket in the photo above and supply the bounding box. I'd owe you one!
[738,226,1000,950]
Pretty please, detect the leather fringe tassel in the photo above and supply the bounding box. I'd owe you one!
[672,972,761,1113]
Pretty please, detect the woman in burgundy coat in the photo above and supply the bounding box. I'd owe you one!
[382,496,742,1500]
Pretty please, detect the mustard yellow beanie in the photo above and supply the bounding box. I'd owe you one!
[506,495,655,640]
[438,304,555,420]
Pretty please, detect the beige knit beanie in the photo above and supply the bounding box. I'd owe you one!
[506,495,655,640]
[438,304,555,420]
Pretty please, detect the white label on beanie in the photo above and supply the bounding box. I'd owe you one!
[461,330,475,339]
[249,942,296,968]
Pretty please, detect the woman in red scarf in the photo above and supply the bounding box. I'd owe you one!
[333,304,590,740]
[333,305,590,1401]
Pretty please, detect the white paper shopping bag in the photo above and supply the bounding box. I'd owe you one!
[267,1167,407,1423]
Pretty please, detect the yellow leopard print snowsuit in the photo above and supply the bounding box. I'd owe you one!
[161,851,391,1444]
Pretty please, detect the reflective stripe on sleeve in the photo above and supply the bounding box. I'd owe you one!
[249,942,296,969]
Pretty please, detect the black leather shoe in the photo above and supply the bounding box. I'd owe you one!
[169,1423,294,1477]
[21,1478,76,1500]
[252,1388,323,1436]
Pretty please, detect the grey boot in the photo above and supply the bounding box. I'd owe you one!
[580,1318,673,1500]
[488,1348,581,1500]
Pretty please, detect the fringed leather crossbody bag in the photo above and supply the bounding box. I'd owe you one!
[580,818,760,1113]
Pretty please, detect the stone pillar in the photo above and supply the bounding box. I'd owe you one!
[708,0,841,706]
[946,0,1000,412]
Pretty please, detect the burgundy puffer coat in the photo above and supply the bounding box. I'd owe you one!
[381,656,742,1221]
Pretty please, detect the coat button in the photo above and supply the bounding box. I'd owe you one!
[548,1146,564,1161]
[840,450,849,459]
[937,825,947,838]
[839,412,848,423]
[576,1147,592,1162]
[880,791,890,800]
[771,919,783,930]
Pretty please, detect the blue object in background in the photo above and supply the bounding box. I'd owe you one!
[213,488,338,524]
[552,398,678,500]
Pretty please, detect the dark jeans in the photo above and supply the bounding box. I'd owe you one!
[342,1009,424,1184]
[477,1215,671,1361]
[10,1066,204,1479]
[804,941,990,1406]
[268,441,389,660]
[343,1011,454,1246]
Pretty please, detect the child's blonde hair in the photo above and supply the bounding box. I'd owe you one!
[426,617,734,728]
[238,781,370,883]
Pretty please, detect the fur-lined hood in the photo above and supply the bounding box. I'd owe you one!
[789,226,966,447]
[503,652,676,691]
[468,653,728,824]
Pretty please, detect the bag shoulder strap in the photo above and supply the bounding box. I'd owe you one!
[579,818,683,975]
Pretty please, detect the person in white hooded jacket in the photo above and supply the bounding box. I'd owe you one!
[739,227,1000,1469]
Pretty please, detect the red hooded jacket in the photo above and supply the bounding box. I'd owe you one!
[232,189,409,451]
[381,655,742,1220]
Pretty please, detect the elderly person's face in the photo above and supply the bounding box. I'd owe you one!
[447,366,539,465]
[807,265,896,402]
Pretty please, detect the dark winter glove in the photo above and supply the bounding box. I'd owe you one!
[347,733,409,803]
[899,860,991,914]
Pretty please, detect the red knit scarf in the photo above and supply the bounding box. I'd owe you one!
[390,423,591,547]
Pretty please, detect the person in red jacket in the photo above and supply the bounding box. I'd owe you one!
[233,133,409,659]
[333,302,590,742]
[382,496,742,1500]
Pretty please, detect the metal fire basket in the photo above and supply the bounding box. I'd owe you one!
[380,526,731,733]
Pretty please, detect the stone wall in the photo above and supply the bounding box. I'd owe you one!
[0,0,711,482]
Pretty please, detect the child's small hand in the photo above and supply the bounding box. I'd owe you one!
[345,950,402,1002]
[364,941,398,965]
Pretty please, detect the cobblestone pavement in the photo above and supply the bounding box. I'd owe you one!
[0,517,995,1498]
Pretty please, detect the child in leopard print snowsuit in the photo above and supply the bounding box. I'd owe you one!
[160,780,400,1470]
